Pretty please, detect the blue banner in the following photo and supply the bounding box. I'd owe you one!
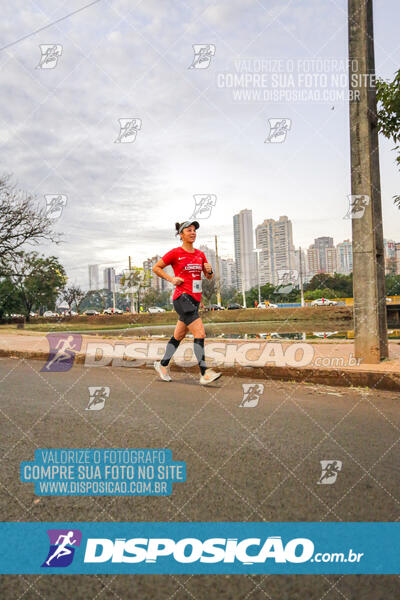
[0,522,399,574]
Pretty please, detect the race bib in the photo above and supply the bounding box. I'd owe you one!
[192,279,202,293]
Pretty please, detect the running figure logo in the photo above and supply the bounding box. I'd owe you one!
[86,386,110,411]
[115,118,142,143]
[317,460,343,485]
[343,195,370,219]
[42,529,82,567]
[36,44,63,69]
[190,194,217,220]
[41,334,82,372]
[188,44,216,69]
[275,269,298,295]
[264,118,291,143]
[44,194,67,220]
[239,383,264,408]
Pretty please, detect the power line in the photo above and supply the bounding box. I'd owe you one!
[0,0,102,52]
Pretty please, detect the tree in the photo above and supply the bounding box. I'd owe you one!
[385,274,400,296]
[0,276,21,320]
[305,273,353,297]
[202,278,216,306]
[120,266,150,311]
[141,288,171,310]
[63,285,85,312]
[79,290,104,312]
[5,252,67,321]
[0,175,58,264]
[220,286,237,305]
[376,69,400,206]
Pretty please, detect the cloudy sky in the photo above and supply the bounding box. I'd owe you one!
[1,0,399,288]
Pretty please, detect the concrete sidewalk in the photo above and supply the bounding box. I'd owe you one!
[1,331,400,391]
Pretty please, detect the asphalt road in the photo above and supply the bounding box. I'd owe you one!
[0,357,399,599]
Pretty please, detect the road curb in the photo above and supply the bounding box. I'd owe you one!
[1,348,399,391]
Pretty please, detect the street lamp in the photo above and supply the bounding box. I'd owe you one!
[254,249,262,306]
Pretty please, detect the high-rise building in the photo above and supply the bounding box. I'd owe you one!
[336,240,353,274]
[307,237,335,276]
[384,239,397,274]
[294,248,312,283]
[143,256,173,293]
[395,243,400,275]
[255,219,274,285]
[314,237,334,272]
[326,247,337,274]
[220,258,237,289]
[88,265,99,290]
[103,267,116,291]
[199,245,218,274]
[200,245,237,289]
[233,209,257,291]
[115,274,122,292]
[255,216,295,285]
[307,245,320,276]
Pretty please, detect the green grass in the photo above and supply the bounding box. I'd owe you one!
[0,322,144,333]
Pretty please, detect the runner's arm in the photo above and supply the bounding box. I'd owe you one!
[203,268,214,279]
[202,257,214,279]
[153,258,184,287]
[152,259,174,283]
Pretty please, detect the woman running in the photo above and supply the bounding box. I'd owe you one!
[152,220,222,385]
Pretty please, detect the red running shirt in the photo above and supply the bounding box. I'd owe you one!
[162,246,207,302]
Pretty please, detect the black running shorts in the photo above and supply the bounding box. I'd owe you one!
[173,293,201,326]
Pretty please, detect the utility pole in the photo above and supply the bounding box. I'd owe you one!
[254,249,262,305]
[128,256,135,313]
[241,271,247,309]
[348,0,388,362]
[214,235,222,306]
[299,247,305,307]
[112,272,116,312]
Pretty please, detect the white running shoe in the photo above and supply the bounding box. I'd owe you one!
[154,361,172,382]
[199,369,222,385]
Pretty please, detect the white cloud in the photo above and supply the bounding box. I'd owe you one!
[0,0,399,288]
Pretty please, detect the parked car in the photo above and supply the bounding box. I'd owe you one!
[208,304,225,311]
[83,309,100,316]
[103,307,123,315]
[257,302,278,309]
[148,306,166,313]
[227,303,243,310]
[43,311,59,317]
[311,298,337,307]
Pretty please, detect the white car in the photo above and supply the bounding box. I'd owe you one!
[148,306,166,313]
[43,311,59,317]
[83,309,100,316]
[257,302,278,309]
[103,307,123,315]
[311,298,337,307]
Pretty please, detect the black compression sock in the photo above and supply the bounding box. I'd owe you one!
[160,336,181,366]
[193,338,207,375]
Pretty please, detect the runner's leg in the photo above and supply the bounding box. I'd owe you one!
[160,321,186,366]
[188,318,207,374]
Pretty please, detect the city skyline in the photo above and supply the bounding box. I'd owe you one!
[86,211,400,292]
